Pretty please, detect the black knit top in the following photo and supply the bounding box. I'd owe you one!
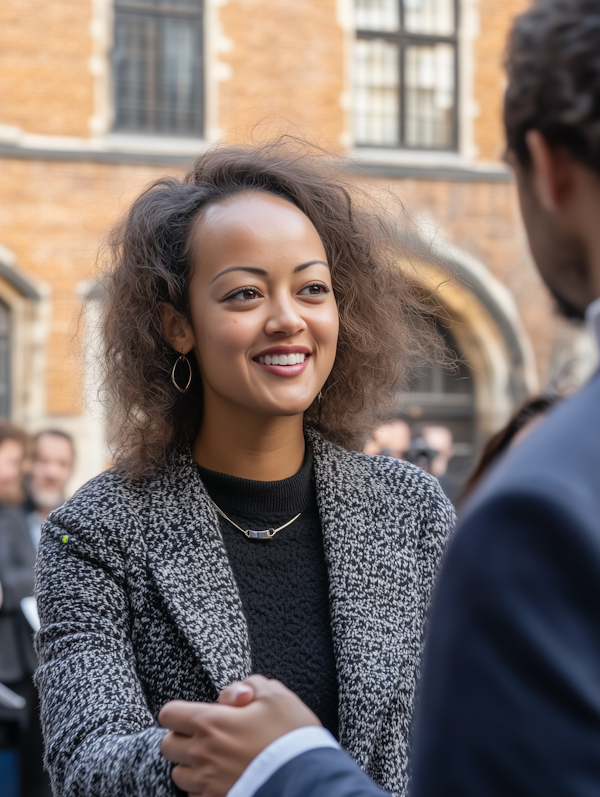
[196,448,339,738]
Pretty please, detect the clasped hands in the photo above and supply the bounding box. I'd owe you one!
[159,675,321,797]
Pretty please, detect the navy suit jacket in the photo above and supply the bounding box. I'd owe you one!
[256,369,600,797]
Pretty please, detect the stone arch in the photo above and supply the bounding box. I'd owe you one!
[400,231,538,441]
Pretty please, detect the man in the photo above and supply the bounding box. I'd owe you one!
[0,422,51,797]
[24,430,75,550]
[362,420,411,459]
[158,1,600,795]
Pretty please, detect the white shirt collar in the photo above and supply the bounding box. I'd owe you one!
[585,296,600,351]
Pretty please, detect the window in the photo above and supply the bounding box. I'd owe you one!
[353,0,458,149]
[113,0,204,136]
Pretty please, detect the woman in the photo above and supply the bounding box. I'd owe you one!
[34,140,455,797]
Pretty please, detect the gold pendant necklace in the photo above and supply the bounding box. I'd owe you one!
[209,499,302,540]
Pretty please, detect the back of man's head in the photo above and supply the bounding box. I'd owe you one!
[505,0,600,174]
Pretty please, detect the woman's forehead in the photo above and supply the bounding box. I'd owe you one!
[189,192,326,273]
[198,191,313,233]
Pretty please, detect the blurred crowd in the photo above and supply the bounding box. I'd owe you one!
[0,424,75,797]
[363,392,561,506]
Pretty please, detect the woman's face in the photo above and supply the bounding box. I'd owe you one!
[168,192,339,418]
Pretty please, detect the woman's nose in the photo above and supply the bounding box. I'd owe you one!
[264,296,306,336]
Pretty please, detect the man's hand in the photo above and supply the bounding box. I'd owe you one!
[159,675,321,797]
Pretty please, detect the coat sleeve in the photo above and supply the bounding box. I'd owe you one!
[410,489,600,797]
[366,472,455,793]
[34,508,179,797]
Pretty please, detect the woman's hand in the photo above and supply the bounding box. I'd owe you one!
[159,675,321,797]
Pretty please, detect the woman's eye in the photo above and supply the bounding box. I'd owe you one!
[225,287,261,302]
[299,283,329,296]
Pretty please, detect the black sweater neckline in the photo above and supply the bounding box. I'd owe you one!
[196,446,315,518]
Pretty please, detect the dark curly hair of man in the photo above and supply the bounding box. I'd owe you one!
[505,0,600,172]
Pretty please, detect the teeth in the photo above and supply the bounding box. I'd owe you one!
[259,352,308,365]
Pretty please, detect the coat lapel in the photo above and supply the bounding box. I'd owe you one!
[307,428,419,770]
[145,447,251,693]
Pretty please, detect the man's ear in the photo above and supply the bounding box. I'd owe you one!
[526,130,576,213]
[160,303,195,354]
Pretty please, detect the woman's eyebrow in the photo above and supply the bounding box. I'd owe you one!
[211,260,329,283]
[294,260,330,272]
[210,265,268,283]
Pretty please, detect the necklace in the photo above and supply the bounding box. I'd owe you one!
[209,499,302,540]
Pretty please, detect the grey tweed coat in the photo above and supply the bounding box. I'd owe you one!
[34,428,454,797]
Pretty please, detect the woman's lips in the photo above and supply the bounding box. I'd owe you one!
[253,352,311,377]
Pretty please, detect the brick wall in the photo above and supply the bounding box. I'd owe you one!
[0,158,184,414]
[0,0,95,137]
[473,0,530,161]
[218,0,345,149]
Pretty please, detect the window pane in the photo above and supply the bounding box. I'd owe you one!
[405,43,455,148]
[161,18,200,132]
[353,38,400,145]
[403,0,455,35]
[355,0,399,32]
[114,15,158,132]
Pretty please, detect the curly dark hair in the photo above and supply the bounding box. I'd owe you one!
[100,138,443,476]
[505,0,600,171]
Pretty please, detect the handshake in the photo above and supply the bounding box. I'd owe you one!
[159,676,321,797]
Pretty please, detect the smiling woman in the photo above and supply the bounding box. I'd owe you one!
[34,138,455,797]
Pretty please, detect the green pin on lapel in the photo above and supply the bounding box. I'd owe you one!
[61,535,69,544]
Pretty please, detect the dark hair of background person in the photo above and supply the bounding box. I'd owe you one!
[504,0,600,173]
[0,420,29,452]
[456,393,561,507]
[33,429,75,454]
[100,136,445,477]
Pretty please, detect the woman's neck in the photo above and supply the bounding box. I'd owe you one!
[193,397,305,481]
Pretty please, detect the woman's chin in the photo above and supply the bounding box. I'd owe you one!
[255,395,318,418]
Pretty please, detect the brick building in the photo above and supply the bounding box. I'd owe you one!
[0,0,594,491]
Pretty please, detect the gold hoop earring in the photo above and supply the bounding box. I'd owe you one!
[171,351,192,394]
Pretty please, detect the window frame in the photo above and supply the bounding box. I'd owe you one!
[112,0,205,138]
[354,0,460,151]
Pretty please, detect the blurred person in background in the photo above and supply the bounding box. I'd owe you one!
[362,420,410,459]
[456,393,561,506]
[24,431,75,551]
[0,423,27,506]
[0,423,50,797]
[403,425,458,501]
